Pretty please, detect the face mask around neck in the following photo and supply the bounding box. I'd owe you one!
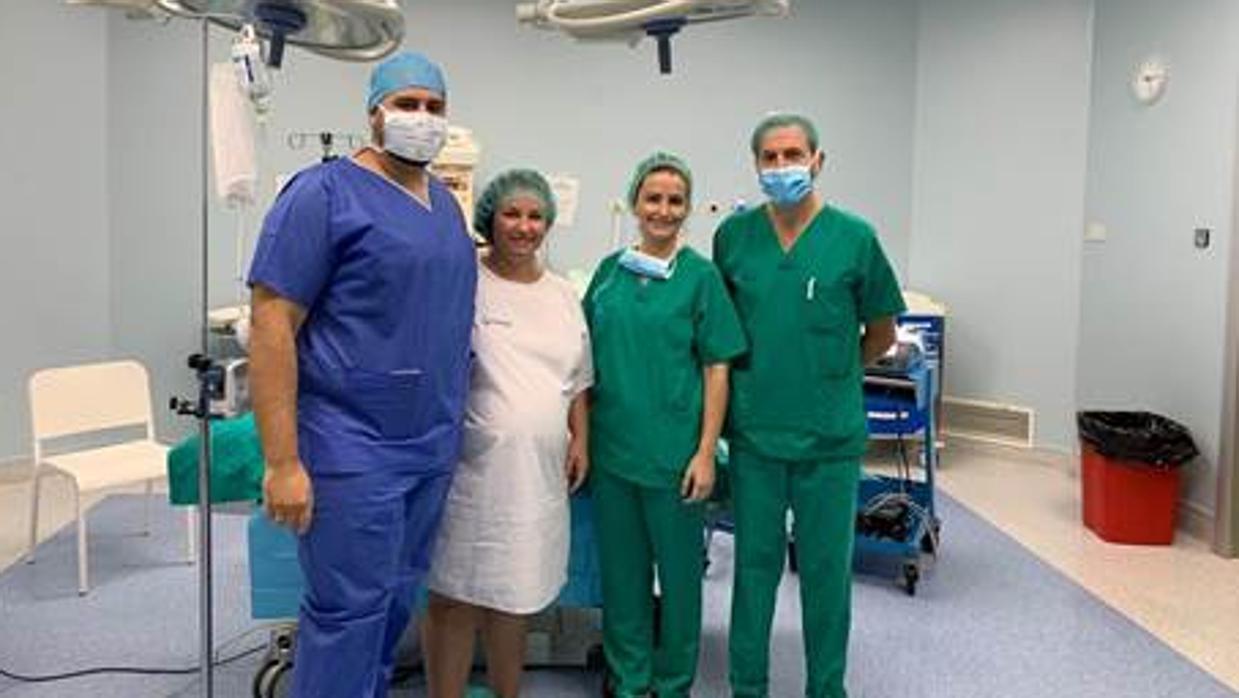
[618,245,678,280]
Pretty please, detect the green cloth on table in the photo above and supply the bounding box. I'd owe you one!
[166,412,264,505]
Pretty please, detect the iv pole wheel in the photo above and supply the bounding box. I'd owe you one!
[252,659,292,698]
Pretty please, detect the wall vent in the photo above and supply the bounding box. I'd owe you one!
[942,397,1035,448]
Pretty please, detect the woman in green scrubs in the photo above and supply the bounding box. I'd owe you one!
[584,152,747,698]
[713,113,905,698]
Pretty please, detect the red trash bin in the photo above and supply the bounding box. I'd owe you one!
[1078,411,1195,545]
[1080,443,1181,545]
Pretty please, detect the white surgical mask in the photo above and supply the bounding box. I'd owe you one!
[380,107,448,165]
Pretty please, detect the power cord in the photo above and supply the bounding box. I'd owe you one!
[857,489,941,554]
[0,642,265,684]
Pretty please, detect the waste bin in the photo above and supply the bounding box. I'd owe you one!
[1077,411,1197,545]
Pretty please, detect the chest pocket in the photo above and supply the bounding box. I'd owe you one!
[800,279,857,380]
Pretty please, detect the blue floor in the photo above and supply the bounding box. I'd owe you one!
[0,493,1234,697]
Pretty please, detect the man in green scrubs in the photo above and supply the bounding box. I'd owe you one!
[585,153,747,698]
[713,113,905,698]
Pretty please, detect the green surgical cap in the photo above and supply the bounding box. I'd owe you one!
[749,112,820,157]
[473,169,557,241]
[627,151,693,208]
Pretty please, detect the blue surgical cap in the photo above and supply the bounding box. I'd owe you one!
[367,51,447,111]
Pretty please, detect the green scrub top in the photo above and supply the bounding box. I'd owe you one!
[584,246,748,490]
[713,204,906,462]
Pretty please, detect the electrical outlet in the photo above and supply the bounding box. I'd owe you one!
[1194,228,1211,249]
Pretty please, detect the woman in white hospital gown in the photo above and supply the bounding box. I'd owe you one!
[423,169,592,698]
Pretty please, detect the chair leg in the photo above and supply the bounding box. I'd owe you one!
[143,480,153,536]
[185,506,197,564]
[25,469,42,564]
[76,486,89,596]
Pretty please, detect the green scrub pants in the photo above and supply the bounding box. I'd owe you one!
[592,468,705,698]
[728,449,860,698]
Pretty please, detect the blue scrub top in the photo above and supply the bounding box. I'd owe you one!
[248,157,477,475]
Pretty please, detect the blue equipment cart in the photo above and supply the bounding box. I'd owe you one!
[857,358,940,595]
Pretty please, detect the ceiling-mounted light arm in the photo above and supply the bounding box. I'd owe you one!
[643,17,685,75]
[253,2,307,67]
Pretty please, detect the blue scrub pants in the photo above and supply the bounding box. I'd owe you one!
[291,467,453,698]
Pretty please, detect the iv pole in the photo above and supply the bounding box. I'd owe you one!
[168,18,218,696]
[195,19,214,697]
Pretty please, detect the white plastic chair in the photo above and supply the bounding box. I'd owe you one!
[26,360,195,594]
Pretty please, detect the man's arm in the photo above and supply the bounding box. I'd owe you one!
[250,284,313,533]
[861,316,898,365]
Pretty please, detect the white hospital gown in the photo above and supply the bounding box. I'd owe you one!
[427,264,593,614]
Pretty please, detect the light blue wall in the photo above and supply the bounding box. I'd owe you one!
[0,3,112,458]
[1078,0,1239,512]
[106,15,204,445]
[101,0,920,442]
[909,0,1095,451]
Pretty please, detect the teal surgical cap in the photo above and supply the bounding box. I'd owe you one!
[367,51,446,111]
[627,151,693,207]
[473,169,558,242]
[749,112,820,157]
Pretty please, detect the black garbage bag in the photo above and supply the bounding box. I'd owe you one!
[1077,411,1198,468]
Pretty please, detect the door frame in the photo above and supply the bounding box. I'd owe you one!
[1214,96,1239,557]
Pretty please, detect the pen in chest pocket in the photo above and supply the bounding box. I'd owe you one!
[806,277,816,301]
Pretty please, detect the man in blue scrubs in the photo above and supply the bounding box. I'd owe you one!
[248,51,477,698]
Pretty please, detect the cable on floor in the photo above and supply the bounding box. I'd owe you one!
[0,642,264,683]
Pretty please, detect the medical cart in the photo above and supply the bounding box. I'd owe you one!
[856,355,940,596]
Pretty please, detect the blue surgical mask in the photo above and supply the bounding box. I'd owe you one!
[618,246,677,280]
[759,165,813,206]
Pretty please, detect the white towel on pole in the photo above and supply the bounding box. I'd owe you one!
[209,62,258,207]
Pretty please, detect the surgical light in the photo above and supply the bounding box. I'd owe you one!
[158,0,404,66]
[516,0,791,74]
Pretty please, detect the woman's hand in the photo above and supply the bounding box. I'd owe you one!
[680,450,716,502]
[565,435,589,493]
